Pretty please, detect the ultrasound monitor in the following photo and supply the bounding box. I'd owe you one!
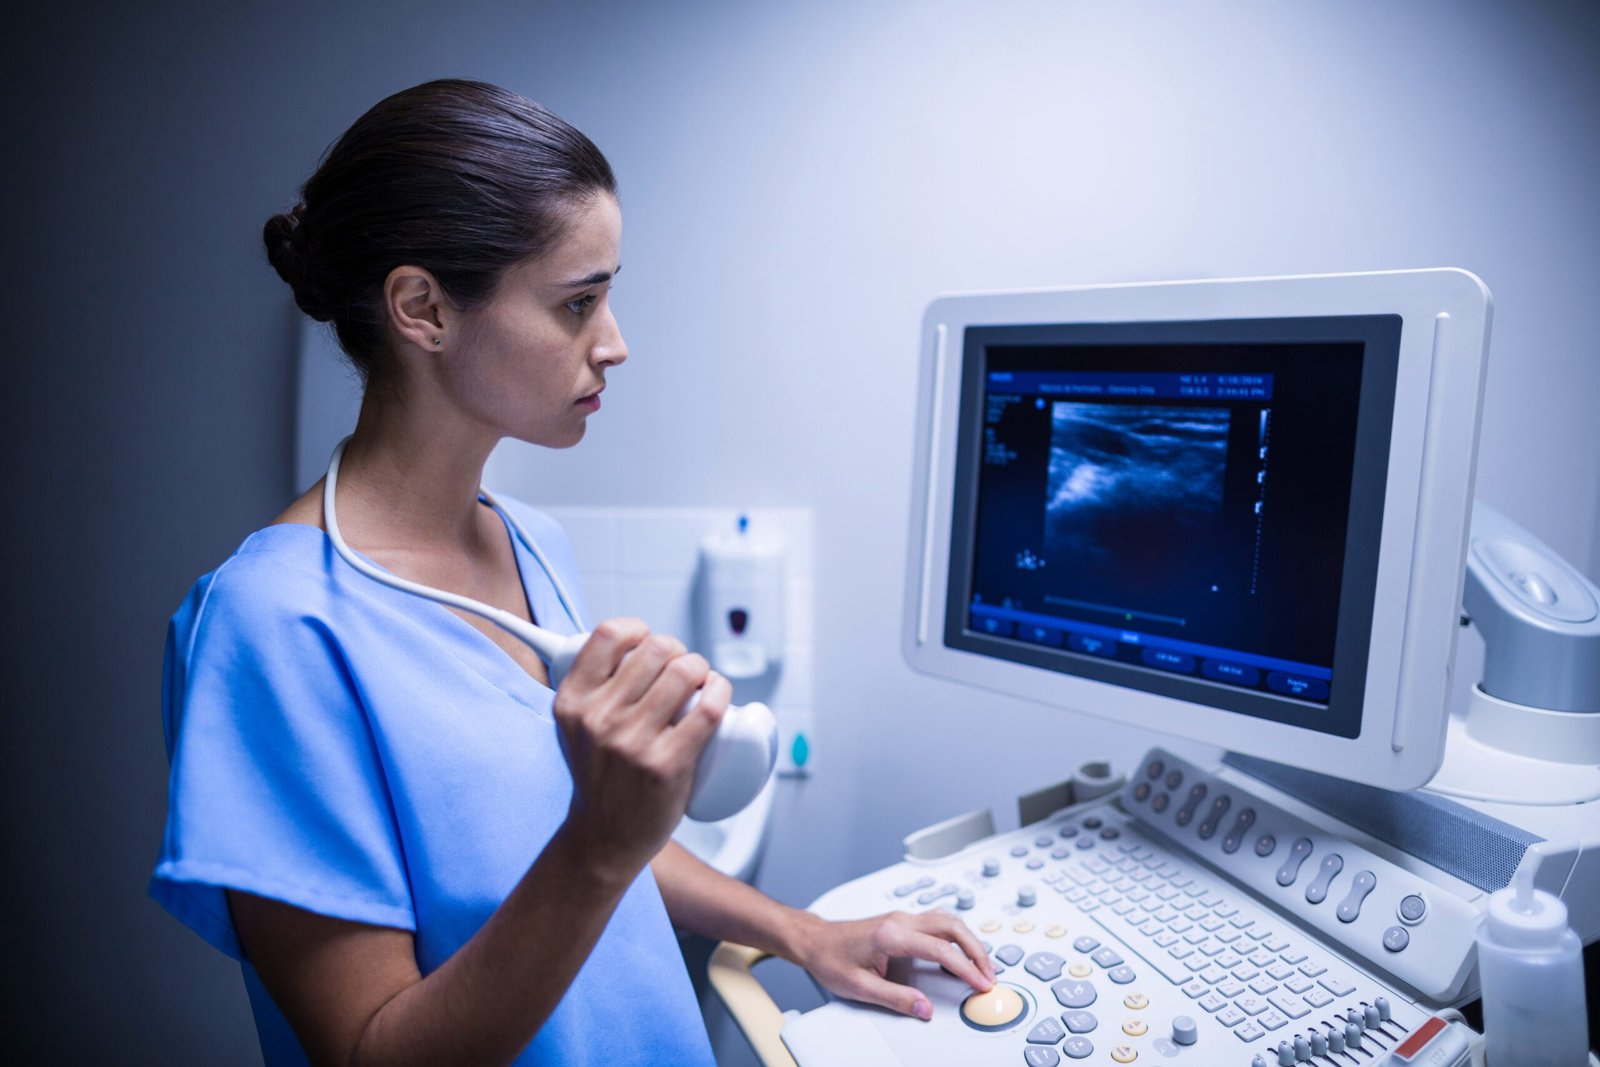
[903,270,1492,789]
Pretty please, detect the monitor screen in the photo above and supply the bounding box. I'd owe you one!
[944,315,1402,739]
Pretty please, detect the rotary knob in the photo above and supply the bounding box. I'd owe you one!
[1017,886,1037,908]
[1171,1015,1197,1046]
[982,857,1001,877]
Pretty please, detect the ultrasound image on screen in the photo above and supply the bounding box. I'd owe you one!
[1045,403,1230,597]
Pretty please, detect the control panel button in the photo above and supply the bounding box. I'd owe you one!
[1073,935,1100,953]
[1051,978,1099,1009]
[1018,886,1038,908]
[894,876,935,897]
[1305,853,1345,905]
[1122,1019,1147,1037]
[1110,1044,1137,1063]
[1106,965,1137,984]
[1025,952,1067,982]
[1145,759,1165,780]
[982,858,1001,877]
[1274,838,1314,886]
[1063,1035,1095,1059]
[1121,994,1147,1011]
[1398,893,1428,924]
[1254,834,1276,857]
[1176,784,1209,827]
[1011,845,1030,858]
[960,984,1027,1031]
[1222,808,1257,854]
[1035,834,1054,848]
[1027,1016,1067,1044]
[1059,824,1079,838]
[1382,925,1411,952]
[1151,793,1171,813]
[1091,947,1124,968]
[1132,782,1151,802]
[1063,1010,1099,1033]
[1198,794,1233,840]
[1165,769,1184,789]
[1083,816,1103,830]
[1334,870,1377,923]
[1171,1014,1199,1045]
[996,944,1025,966]
[1026,1047,1062,1067]
[957,889,976,910]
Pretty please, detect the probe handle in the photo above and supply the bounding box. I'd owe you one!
[545,631,778,822]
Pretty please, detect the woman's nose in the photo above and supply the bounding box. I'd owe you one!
[592,304,628,367]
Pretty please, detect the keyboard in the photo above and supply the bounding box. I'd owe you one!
[780,749,1460,1066]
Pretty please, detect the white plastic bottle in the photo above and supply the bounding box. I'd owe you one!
[1474,867,1590,1066]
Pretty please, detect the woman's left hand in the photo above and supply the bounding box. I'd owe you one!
[789,909,996,1020]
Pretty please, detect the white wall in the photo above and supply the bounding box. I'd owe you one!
[485,0,1600,888]
[475,5,1600,1056]
[10,0,1596,1060]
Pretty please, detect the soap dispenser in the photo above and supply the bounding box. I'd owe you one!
[699,515,785,680]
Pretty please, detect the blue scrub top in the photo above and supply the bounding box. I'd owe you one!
[150,499,714,1066]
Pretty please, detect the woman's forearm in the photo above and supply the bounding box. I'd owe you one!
[650,840,821,963]
[352,825,637,1067]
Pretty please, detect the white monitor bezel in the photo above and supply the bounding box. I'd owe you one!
[902,270,1492,790]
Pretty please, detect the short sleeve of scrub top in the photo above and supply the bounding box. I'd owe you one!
[150,498,715,1067]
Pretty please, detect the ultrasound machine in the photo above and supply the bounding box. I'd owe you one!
[711,270,1600,1066]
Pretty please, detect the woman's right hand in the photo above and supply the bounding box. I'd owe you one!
[550,617,730,883]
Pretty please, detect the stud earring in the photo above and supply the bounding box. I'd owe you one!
[433,338,442,348]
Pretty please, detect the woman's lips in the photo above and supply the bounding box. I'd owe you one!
[576,391,602,412]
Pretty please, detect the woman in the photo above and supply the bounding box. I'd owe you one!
[151,79,994,1065]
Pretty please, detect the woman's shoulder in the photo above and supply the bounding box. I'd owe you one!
[172,524,338,641]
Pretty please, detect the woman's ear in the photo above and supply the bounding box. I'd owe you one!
[384,265,455,354]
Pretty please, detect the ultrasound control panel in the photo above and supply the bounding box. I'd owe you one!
[780,748,1467,1067]
[1120,749,1479,1002]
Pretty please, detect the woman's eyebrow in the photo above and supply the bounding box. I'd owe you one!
[558,264,622,289]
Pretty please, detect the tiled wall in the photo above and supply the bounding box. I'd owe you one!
[542,506,815,776]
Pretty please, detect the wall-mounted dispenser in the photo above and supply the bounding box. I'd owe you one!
[699,515,785,680]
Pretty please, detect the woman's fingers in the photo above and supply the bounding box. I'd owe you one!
[904,910,996,986]
[665,669,729,758]
[843,969,934,1020]
[561,616,650,690]
[883,925,994,996]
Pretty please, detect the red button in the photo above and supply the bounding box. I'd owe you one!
[1394,1016,1447,1060]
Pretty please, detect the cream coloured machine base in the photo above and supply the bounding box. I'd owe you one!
[766,746,1593,1067]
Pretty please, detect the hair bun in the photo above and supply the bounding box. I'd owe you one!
[263,203,331,321]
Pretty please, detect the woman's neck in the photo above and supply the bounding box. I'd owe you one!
[333,383,501,554]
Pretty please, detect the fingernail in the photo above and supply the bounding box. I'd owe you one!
[914,998,932,1021]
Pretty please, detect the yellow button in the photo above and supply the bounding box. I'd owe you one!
[1122,993,1149,1010]
[1069,962,1093,978]
[1013,920,1035,934]
[1045,925,1067,939]
[960,985,1026,1032]
[980,920,1001,933]
[1122,1018,1148,1037]
[1111,1045,1138,1063]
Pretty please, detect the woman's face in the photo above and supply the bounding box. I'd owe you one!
[447,193,627,448]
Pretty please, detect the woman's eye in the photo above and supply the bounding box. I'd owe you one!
[564,293,599,316]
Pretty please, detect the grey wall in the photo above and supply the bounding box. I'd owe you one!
[5,1,1597,1061]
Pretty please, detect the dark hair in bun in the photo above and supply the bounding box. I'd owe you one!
[263,79,616,380]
